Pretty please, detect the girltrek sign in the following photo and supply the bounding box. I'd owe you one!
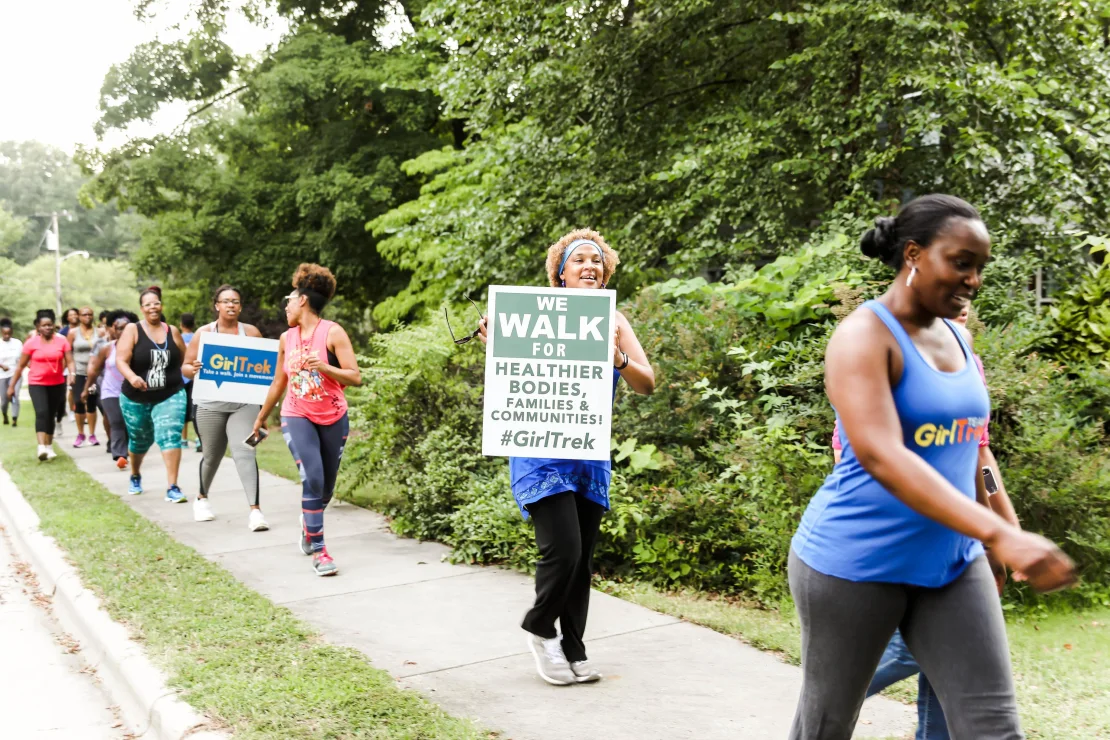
[193,333,280,405]
[482,285,616,460]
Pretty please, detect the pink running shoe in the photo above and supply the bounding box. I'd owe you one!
[72,434,86,448]
[312,548,338,577]
[87,434,100,446]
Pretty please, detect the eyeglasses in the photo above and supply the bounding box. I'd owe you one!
[79,312,94,317]
[444,298,485,345]
[142,301,162,309]
[217,299,242,306]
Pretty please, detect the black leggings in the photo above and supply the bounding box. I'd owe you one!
[788,550,1021,739]
[30,383,67,435]
[522,491,604,663]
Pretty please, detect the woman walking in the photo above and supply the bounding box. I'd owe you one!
[115,287,189,502]
[1,318,23,427]
[68,306,104,448]
[789,195,1075,740]
[6,310,74,460]
[183,285,269,531]
[477,229,655,686]
[84,310,136,469]
[253,265,360,576]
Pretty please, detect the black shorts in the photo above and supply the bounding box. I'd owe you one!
[72,374,97,415]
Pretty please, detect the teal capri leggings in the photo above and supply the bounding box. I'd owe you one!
[119,388,187,455]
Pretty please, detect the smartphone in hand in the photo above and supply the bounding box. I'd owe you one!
[982,465,999,495]
[245,428,270,447]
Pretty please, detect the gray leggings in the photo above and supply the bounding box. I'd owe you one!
[194,405,261,506]
[100,396,129,460]
[788,550,1021,740]
[0,376,20,419]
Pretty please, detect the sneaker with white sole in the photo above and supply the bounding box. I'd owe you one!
[37,445,48,461]
[165,485,187,504]
[44,447,57,461]
[570,660,602,684]
[193,497,215,522]
[248,509,269,532]
[72,433,86,448]
[128,475,143,495]
[527,634,576,686]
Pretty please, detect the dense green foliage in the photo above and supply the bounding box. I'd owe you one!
[75,0,1110,607]
[341,236,1110,607]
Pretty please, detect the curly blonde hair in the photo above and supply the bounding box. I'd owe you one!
[545,229,620,287]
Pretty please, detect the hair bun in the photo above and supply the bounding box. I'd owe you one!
[860,216,898,261]
[146,285,162,298]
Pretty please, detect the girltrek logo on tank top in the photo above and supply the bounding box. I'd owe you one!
[148,349,168,389]
[913,416,988,447]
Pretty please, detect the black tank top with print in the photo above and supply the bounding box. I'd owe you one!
[121,321,184,404]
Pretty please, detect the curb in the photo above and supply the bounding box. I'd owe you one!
[0,462,228,740]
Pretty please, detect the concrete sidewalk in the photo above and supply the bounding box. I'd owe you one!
[64,442,913,739]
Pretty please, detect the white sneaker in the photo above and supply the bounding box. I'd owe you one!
[248,509,269,532]
[67,411,75,422]
[527,634,576,686]
[193,497,215,522]
[44,447,57,461]
[37,445,48,461]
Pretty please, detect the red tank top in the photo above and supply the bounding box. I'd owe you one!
[280,320,348,424]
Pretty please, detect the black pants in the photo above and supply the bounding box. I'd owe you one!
[522,491,604,662]
[29,383,67,435]
[72,374,96,414]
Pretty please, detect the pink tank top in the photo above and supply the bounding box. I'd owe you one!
[280,320,348,424]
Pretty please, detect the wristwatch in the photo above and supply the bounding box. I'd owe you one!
[616,351,629,370]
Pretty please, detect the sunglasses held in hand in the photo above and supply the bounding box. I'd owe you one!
[444,298,485,345]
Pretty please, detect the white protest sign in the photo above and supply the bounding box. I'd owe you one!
[192,333,280,405]
[482,285,616,460]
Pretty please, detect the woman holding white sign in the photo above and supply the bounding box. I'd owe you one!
[253,264,361,577]
[479,228,655,686]
[182,284,268,531]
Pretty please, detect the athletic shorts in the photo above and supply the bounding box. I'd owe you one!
[119,388,187,455]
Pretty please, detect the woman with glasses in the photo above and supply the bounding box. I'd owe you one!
[116,286,190,502]
[476,229,655,686]
[183,285,269,532]
[84,310,137,468]
[253,264,361,576]
[68,306,105,448]
[7,309,75,460]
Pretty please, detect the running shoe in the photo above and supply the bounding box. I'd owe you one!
[54,420,63,438]
[116,456,128,470]
[570,660,603,684]
[44,447,57,461]
[527,634,575,686]
[312,548,338,576]
[87,434,100,446]
[37,445,48,461]
[248,509,269,532]
[193,497,215,522]
[298,514,313,556]
[165,485,187,504]
[128,475,143,495]
[73,433,86,448]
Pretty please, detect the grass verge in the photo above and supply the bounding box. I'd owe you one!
[0,414,485,740]
[605,582,1109,739]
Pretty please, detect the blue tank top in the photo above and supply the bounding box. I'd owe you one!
[792,301,989,587]
[509,370,622,518]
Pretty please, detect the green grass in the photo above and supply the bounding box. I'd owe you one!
[0,414,485,740]
[605,581,1110,739]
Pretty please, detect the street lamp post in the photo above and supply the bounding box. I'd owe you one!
[45,212,89,317]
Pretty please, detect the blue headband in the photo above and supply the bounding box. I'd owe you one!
[557,239,604,279]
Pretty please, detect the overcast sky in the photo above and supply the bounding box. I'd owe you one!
[0,0,283,152]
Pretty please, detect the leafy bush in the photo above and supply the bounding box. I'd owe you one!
[339,236,1110,608]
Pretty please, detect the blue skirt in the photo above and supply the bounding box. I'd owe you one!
[509,457,611,519]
